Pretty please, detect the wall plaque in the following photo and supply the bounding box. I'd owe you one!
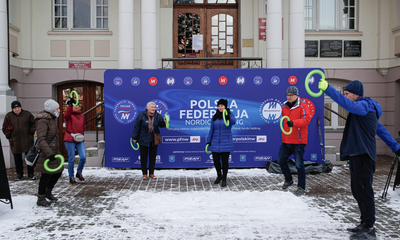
[344,40,361,57]
[243,39,254,47]
[160,0,172,8]
[305,40,318,57]
[320,40,342,57]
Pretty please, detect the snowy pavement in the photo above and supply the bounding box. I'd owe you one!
[1,155,400,240]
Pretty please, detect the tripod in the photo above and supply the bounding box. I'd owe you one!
[381,155,399,198]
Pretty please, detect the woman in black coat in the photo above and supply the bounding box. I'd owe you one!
[131,101,166,179]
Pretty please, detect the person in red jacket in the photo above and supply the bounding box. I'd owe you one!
[277,86,312,196]
[64,97,86,184]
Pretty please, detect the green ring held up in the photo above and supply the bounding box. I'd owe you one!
[130,138,139,150]
[43,154,65,172]
[70,90,79,106]
[205,144,211,154]
[222,109,229,127]
[280,116,292,135]
[305,69,325,98]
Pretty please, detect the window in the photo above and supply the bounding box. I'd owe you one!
[304,0,357,31]
[54,0,108,30]
[324,80,348,130]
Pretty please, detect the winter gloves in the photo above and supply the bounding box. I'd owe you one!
[318,78,329,91]
[48,154,56,161]
[287,120,293,127]
[66,97,77,106]
[396,149,400,156]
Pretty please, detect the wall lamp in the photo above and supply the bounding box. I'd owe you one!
[12,53,19,58]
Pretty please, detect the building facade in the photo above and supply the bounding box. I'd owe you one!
[0,0,399,168]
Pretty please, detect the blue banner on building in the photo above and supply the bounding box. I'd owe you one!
[104,68,325,168]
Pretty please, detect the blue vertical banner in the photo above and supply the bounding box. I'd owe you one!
[104,68,325,168]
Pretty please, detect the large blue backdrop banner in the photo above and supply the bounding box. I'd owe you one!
[104,68,325,168]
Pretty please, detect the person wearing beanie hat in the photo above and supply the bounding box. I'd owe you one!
[2,101,36,180]
[278,86,312,197]
[318,79,400,238]
[206,98,236,187]
[33,99,63,206]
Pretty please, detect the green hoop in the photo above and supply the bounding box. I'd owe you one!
[43,154,65,172]
[222,109,229,127]
[305,70,325,98]
[280,116,292,135]
[70,90,79,106]
[205,144,211,154]
[130,138,139,150]
[164,113,170,129]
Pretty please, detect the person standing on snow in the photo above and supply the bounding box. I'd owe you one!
[318,79,400,240]
[277,86,312,196]
[207,99,236,187]
[2,101,36,180]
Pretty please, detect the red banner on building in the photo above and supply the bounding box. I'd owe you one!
[259,18,266,40]
[69,61,91,69]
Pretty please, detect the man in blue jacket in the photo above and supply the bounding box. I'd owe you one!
[319,79,400,240]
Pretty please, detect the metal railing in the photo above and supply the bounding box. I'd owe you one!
[324,106,347,122]
[83,101,104,143]
[161,57,263,69]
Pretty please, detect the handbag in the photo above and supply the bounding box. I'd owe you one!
[67,131,85,142]
[25,136,56,167]
[154,132,162,145]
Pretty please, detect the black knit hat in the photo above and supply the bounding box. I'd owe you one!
[217,99,228,108]
[286,86,299,96]
[11,101,21,109]
[345,80,363,96]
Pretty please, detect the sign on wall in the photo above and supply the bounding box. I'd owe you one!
[104,68,325,169]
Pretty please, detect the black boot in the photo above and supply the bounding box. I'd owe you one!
[45,188,58,202]
[37,194,51,207]
[214,176,221,184]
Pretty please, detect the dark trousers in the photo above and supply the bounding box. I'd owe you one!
[38,172,62,195]
[212,152,230,180]
[140,145,158,175]
[14,153,34,175]
[349,154,376,228]
[277,143,306,189]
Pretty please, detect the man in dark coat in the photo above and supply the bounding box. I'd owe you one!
[2,101,36,180]
[319,79,400,240]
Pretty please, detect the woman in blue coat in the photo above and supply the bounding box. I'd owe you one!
[132,101,166,179]
[207,99,236,187]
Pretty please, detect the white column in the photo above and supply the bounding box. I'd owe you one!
[0,0,10,91]
[119,0,134,69]
[141,0,157,69]
[266,0,282,68]
[289,0,304,68]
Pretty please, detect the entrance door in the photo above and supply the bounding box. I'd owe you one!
[173,4,238,69]
[57,82,104,159]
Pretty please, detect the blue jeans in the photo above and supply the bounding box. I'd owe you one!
[65,141,86,178]
[277,143,306,189]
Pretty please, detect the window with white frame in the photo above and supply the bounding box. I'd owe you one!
[304,0,357,31]
[324,80,349,130]
[54,0,108,30]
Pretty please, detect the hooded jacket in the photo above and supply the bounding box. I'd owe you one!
[63,105,85,142]
[2,109,35,154]
[34,111,63,174]
[281,97,312,145]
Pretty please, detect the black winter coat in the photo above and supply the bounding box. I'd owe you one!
[2,110,35,154]
[131,110,166,147]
